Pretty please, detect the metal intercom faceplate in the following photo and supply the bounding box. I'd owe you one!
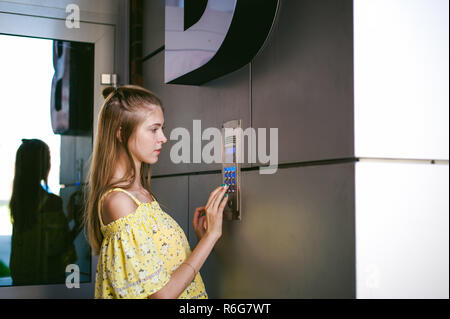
[222,119,242,220]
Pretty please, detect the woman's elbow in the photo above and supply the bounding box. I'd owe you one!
[148,287,171,299]
[148,290,165,299]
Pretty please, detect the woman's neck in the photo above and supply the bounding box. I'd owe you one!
[112,147,143,190]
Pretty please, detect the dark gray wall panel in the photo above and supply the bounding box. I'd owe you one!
[143,0,165,57]
[143,51,251,176]
[141,0,356,299]
[116,0,130,85]
[150,175,189,234]
[252,0,354,164]
[188,163,355,298]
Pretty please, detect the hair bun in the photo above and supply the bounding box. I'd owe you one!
[102,86,116,99]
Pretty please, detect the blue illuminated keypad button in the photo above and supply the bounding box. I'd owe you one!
[232,173,235,178]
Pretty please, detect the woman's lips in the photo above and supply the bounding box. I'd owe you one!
[154,149,161,154]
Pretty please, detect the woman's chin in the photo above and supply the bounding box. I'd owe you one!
[146,156,159,165]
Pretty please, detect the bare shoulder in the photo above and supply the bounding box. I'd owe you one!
[101,191,139,225]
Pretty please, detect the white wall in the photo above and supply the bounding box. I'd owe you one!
[354,0,449,160]
[356,161,449,298]
[354,0,449,298]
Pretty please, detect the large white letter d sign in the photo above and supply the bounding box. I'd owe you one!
[165,0,279,85]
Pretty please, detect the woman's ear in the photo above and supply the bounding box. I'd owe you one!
[116,126,123,143]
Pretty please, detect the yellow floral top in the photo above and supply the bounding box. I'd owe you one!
[95,188,207,299]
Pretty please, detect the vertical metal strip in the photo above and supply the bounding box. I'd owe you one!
[129,0,143,85]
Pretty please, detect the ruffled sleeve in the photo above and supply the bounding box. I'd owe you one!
[99,222,170,299]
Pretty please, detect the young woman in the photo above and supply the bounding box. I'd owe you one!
[85,85,228,299]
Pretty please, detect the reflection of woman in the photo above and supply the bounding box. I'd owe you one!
[9,139,76,285]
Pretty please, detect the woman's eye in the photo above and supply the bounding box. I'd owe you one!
[151,126,165,133]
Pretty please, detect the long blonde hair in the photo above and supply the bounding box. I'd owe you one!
[84,85,164,255]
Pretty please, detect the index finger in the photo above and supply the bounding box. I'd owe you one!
[206,185,227,208]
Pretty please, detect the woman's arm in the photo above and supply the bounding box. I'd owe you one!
[149,185,228,299]
[148,232,219,299]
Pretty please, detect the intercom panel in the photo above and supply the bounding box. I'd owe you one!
[222,119,242,220]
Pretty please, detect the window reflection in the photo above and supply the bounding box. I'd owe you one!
[0,34,92,287]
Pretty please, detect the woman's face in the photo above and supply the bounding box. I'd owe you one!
[128,105,167,165]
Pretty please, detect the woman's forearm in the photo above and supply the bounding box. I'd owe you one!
[149,232,219,299]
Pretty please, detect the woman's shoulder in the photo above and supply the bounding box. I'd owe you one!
[46,192,63,202]
[101,189,140,226]
[41,191,63,211]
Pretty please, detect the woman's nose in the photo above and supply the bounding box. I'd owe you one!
[161,132,167,144]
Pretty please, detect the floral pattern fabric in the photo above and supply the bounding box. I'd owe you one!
[95,188,207,299]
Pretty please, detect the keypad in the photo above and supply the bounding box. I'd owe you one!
[224,166,237,193]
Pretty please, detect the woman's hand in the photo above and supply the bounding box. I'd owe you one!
[205,184,229,239]
[192,184,229,242]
